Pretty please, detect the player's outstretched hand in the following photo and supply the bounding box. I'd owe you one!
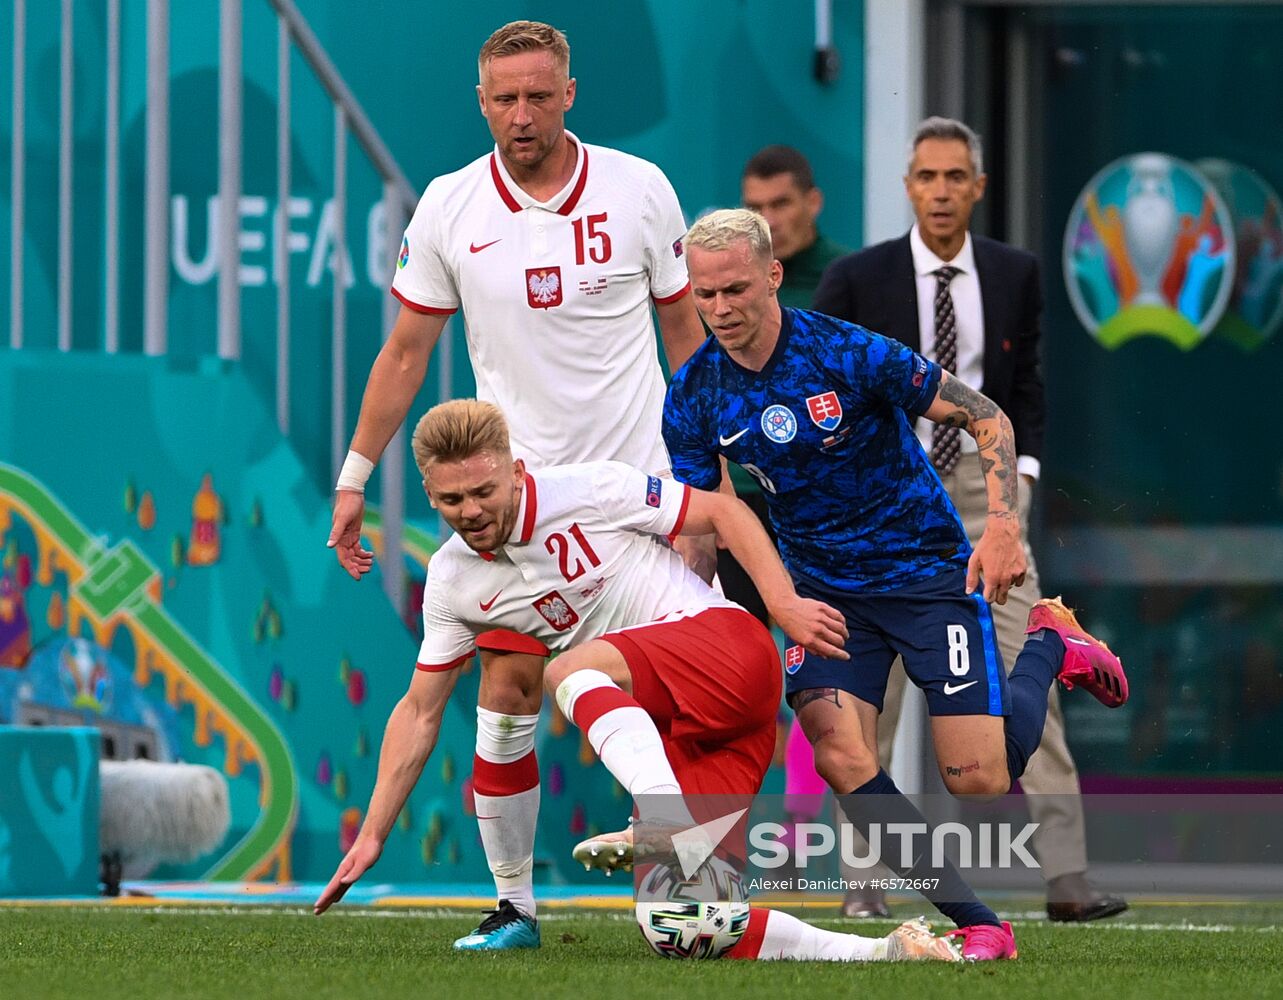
[967,514,1027,605]
[773,595,850,660]
[328,490,374,580]
[314,835,383,915]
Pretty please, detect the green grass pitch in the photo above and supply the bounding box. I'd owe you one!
[3,902,1280,999]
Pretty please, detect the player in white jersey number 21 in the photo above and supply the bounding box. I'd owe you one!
[314,400,960,964]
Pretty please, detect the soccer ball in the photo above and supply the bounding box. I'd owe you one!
[635,856,751,960]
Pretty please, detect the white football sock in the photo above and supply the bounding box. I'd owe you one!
[474,707,540,919]
[555,670,693,827]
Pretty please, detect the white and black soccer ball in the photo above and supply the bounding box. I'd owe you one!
[635,856,751,960]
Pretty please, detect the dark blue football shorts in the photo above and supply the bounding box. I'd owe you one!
[784,567,1010,717]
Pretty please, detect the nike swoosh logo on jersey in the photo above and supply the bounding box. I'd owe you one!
[479,590,503,612]
[719,428,750,446]
[469,239,503,253]
[943,680,978,695]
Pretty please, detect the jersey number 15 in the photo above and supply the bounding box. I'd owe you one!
[572,213,612,265]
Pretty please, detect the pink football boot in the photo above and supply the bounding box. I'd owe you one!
[947,920,1018,961]
[1026,597,1129,708]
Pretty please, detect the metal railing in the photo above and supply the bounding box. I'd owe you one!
[6,0,427,612]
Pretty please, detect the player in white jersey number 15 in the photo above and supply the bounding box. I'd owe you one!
[324,20,710,941]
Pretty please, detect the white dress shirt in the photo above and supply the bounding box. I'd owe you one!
[909,225,1040,481]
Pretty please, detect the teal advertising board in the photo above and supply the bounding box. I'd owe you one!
[0,726,100,896]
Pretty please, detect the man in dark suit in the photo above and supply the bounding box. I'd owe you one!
[813,116,1126,924]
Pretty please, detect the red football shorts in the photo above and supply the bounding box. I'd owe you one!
[601,606,782,797]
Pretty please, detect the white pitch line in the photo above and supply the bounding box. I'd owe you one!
[1033,922,1279,933]
[53,905,633,922]
[25,905,1279,933]
[996,909,1280,931]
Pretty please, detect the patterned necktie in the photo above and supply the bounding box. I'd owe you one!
[929,265,962,474]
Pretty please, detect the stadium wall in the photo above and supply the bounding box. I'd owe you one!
[0,0,866,502]
[0,2,862,886]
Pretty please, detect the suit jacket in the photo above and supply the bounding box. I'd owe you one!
[813,232,1046,462]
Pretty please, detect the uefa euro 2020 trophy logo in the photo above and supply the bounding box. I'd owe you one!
[1195,158,1283,350]
[1063,153,1235,350]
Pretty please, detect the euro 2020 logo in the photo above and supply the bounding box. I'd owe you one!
[1196,159,1283,350]
[1064,153,1234,351]
[1064,153,1283,353]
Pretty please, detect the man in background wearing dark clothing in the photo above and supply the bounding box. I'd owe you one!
[814,116,1126,925]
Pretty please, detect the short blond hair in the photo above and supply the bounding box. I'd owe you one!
[684,209,774,262]
[412,399,511,477]
[478,21,570,80]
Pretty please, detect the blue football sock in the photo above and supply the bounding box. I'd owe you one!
[837,769,1000,928]
[1004,629,1065,784]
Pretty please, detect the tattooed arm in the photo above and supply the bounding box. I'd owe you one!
[922,371,1028,604]
[923,371,1019,516]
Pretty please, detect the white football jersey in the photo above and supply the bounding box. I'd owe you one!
[416,462,738,669]
[392,133,691,476]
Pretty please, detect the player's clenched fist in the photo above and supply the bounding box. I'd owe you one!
[966,514,1027,605]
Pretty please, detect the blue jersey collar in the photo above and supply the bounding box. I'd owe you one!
[725,306,796,380]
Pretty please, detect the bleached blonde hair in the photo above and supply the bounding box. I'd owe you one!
[411,399,511,477]
[683,208,774,263]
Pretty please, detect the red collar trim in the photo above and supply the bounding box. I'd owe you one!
[478,550,496,561]
[489,153,523,213]
[556,144,589,216]
[517,473,538,544]
[488,138,588,215]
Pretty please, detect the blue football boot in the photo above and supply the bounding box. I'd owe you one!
[452,899,541,951]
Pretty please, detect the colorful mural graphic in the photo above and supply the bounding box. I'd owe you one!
[0,463,297,881]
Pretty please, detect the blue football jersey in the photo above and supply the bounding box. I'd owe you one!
[664,307,970,592]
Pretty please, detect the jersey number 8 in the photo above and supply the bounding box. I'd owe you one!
[740,463,777,494]
[946,624,971,677]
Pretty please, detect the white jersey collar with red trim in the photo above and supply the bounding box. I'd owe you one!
[477,472,538,562]
[489,131,589,216]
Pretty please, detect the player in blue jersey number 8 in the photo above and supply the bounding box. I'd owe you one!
[662,209,1130,960]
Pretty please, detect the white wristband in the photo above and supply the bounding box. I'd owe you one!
[336,450,375,493]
